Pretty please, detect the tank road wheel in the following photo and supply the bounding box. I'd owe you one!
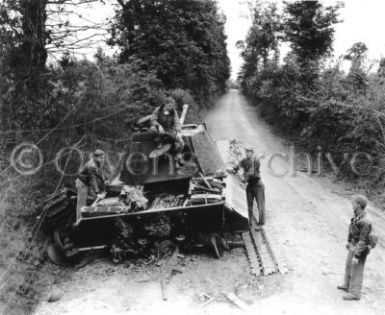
[208,234,229,259]
[47,242,67,266]
[158,240,178,259]
[47,228,80,265]
[253,200,265,226]
[209,235,221,259]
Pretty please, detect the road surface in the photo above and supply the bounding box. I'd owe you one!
[206,89,385,315]
[35,89,385,315]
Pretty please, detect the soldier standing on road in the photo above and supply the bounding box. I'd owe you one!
[338,195,373,300]
[228,146,266,225]
[76,149,108,213]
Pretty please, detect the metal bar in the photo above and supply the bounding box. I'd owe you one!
[75,202,226,225]
[180,104,189,126]
[78,245,108,252]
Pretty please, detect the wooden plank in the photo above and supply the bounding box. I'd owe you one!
[224,293,251,312]
[160,278,168,301]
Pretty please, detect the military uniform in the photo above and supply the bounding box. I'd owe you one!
[234,155,265,223]
[76,158,107,221]
[150,105,184,152]
[150,105,182,135]
[342,211,372,299]
[78,159,107,201]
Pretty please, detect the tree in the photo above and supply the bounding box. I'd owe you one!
[15,0,48,96]
[45,0,109,53]
[0,1,19,129]
[344,42,368,94]
[247,1,282,67]
[0,0,49,131]
[0,0,106,130]
[109,0,230,105]
[377,57,385,83]
[283,1,342,87]
[238,1,283,96]
[345,42,368,69]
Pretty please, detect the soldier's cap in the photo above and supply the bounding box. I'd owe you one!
[93,149,106,157]
[353,195,368,209]
[244,146,254,152]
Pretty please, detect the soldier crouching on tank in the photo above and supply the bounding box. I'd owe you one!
[76,149,109,213]
[227,146,266,226]
[337,195,373,300]
[150,97,184,164]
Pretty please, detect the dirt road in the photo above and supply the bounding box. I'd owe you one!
[206,89,385,315]
[35,90,385,315]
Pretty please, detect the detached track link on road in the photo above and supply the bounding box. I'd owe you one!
[242,224,289,276]
[262,229,290,274]
[252,227,277,275]
[242,232,261,276]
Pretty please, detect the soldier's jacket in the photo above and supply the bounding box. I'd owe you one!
[348,211,372,258]
[150,105,181,135]
[234,156,261,185]
[78,159,107,199]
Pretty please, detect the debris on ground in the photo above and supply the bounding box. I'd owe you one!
[224,292,250,312]
[47,287,63,303]
[159,268,183,301]
[200,296,215,308]
[199,292,215,308]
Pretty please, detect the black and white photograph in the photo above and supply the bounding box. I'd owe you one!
[0,0,384,314]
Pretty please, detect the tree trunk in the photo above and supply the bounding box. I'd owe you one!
[18,0,48,97]
[5,0,48,130]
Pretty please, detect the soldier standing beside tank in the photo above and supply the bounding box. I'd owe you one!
[228,146,266,225]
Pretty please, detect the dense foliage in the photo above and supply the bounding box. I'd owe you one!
[284,1,340,86]
[239,0,385,190]
[1,0,230,134]
[110,0,230,106]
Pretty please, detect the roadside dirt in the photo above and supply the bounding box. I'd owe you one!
[34,90,385,315]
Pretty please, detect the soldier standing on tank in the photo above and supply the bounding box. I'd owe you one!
[76,149,108,213]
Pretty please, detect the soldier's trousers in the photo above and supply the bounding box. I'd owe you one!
[76,179,88,222]
[149,126,184,153]
[343,244,367,299]
[246,180,265,222]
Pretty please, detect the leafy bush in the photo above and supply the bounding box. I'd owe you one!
[239,1,385,191]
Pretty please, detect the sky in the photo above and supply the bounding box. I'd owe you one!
[218,0,385,79]
[62,0,385,80]
[332,1,385,67]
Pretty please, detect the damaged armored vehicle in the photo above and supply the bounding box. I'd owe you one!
[41,107,257,264]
